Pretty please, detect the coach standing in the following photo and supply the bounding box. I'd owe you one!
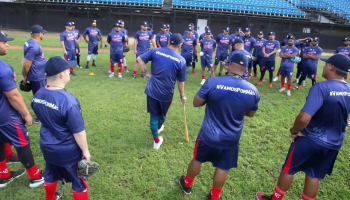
[179,53,260,200]
[60,22,77,76]
[22,25,47,123]
[83,20,103,69]
[32,56,91,200]
[242,28,256,54]
[137,33,187,150]
[257,53,350,200]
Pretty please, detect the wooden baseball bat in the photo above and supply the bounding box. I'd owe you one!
[183,104,189,142]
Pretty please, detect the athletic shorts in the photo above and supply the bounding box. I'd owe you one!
[193,135,239,171]
[44,162,88,192]
[201,56,213,69]
[147,95,172,119]
[302,66,317,80]
[282,136,338,179]
[280,67,294,78]
[261,60,275,71]
[110,53,123,64]
[64,51,76,61]
[88,44,98,55]
[0,120,30,149]
[30,79,47,95]
[214,52,228,65]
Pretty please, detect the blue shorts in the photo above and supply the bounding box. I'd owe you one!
[214,52,228,65]
[110,53,123,64]
[65,51,76,61]
[201,56,213,69]
[302,66,317,80]
[147,95,172,118]
[45,162,88,192]
[0,120,30,148]
[88,44,98,55]
[182,54,193,67]
[193,136,239,171]
[280,67,294,78]
[282,136,338,179]
[31,79,46,95]
[261,60,275,71]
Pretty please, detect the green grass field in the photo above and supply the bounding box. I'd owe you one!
[1,33,350,200]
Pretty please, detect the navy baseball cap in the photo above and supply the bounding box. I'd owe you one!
[161,24,167,29]
[320,54,350,72]
[114,23,121,27]
[189,23,194,27]
[245,27,251,32]
[45,56,77,76]
[205,26,210,30]
[117,20,122,24]
[148,23,153,28]
[205,30,211,35]
[71,22,75,26]
[65,22,72,26]
[230,53,248,68]
[170,33,184,45]
[287,33,293,37]
[166,24,170,28]
[305,38,311,43]
[30,25,47,34]
[269,32,276,36]
[232,38,244,45]
[258,31,264,35]
[312,37,320,42]
[92,20,97,24]
[287,35,295,40]
[342,37,350,41]
[0,31,14,41]
[236,27,242,32]
[186,26,193,31]
[224,27,230,32]
[141,21,147,26]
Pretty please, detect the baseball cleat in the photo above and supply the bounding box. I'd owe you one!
[192,70,198,75]
[179,175,192,195]
[141,73,145,78]
[268,83,273,88]
[158,125,164,134]
[153,136,163,150]
[287,90,291,96]
[6,153,19,164]
[108,73,114,78]
[302,80,306,86]
[69,72,77,76]
[253,75,258,78]
[279,87,285,92]
[54,188,64,200]
[0,169,25,188]
[200,79,206,85]
[273,76,279,82]
[118,74,122,79]
[29,172,44,188]
[92,63,97,67]
[76,65,82,68]
[132,74,136,79]
[293,85,301,90]
[207,191,221,200]
[293,79,299,83]
[257,81,263,85]
[108,69,111,73]
[256,192,272,200]
[124,69,130,73]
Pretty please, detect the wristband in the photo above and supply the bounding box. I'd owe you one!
[290,128,298,135]
[180,94,186,99]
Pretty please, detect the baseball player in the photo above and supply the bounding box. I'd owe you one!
[22,25,48,123]
[200,30,217,85]
[155,24,170,48]
[215,27,231,76]
[293,37,311,85]
[0,31,44,188]
[83,20,103,69]
[257,32,280,87]
[273,33,301,82]
[166,24,173,35]
[107,23,126,79]
[242,28,256,54]
[278,36,299,96]
[183,23,199,41]
[257,54,350,200]
[179,53,260,200]
[31,56,90,200]
[71,22,82,68]
[293,37,322,90]
[335,37,350,80]
[181,26,197,72]
[132,21,156,79]
[136,33,187,150]
[60,22,77,76]
[147,23,154,36]
[225,38,253,80]
[183,23,200,75]
[198,26,213,43]
[252,31,267,78]
[230,27,244,53]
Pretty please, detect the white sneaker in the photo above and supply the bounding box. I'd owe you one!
[76,65,82,68]
[118,73,122,79]
[302,80,305,86]
[124,69,130,73]
[287,90,291,96]
[200,79,206,85]
[153,136,163,150]
[273,76,279,82]
[279,87,286,92]
[108,73,114,78]
[158,125,164,134]
[108,69,111,73]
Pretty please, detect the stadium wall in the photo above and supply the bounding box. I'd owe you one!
[1,2,350,50]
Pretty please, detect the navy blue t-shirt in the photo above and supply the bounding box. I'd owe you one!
[31,88,85,166]
[301,80,350,150]
[216,33,231,54]
[281,38,300,49]
[197,76,260,149]
[23,39,47,81]
[107,31,126,54]
[200,39,217,58]
[199,33,214,42]
[253,38,267,57]
[134,30,154,53]
[335,46,350,58]
[299,42,310,60]
[226,49,253,80]
[156,32,170,48]
[181,35,197,56]
[280,46,298,68]
[0,60,23,126]
[60,30,76,53]
[263,40,280,61]
[83,27,102,45]
[304,46,322,68]
[242,36,256,54]
[140,48,187,102]
[183,30,199,40]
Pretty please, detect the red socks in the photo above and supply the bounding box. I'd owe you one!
[301,193,314,200]
[345,74,347,80]
[210,186,222,200]
[133,70,137,75]
[26,164,41,179]
[45,182,58,200]
[154,137,160,143]
[287,83,292,90]
[202,76,205,79]
[70,67,74,72]
[281,82,285,88]
[72,190,89,200]
[276,72,281,77]
[118,64,122,74]
[0,160,10,179]
[110,64,115,73]
[5,143,13,159]
[271,185,286,200]
[124,66,128,69]
[184,175,195,187]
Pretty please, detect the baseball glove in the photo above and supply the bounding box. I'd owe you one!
[77,159,100,178]
[124,46,130,53]
[19,81,31,92]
